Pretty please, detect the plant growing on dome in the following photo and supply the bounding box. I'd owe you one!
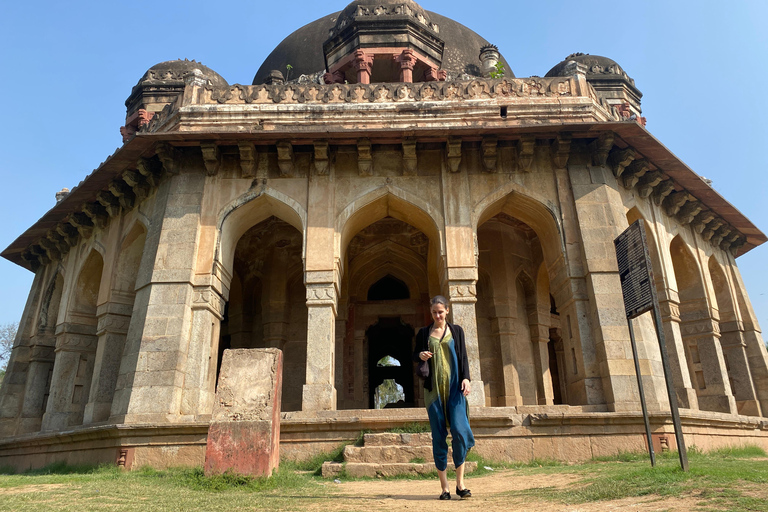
[490,62,505,79]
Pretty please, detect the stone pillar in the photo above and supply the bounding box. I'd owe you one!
[262,250,289,349]
[83,304,132,424]
[719,322,761,416]
[490,302,522,406]
[110,169,207,424]
[353,49,373,85]
[567,154,655,411]
[302,273,337,411]
[17,344,55,434]
[41,323,98,431]
[530,305,555,405]
[448,276,485,406]
[396,49,416,83]
[680,311,737,414]
[657,294,699,409]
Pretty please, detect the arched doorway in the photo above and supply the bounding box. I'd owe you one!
[366,316,415,408]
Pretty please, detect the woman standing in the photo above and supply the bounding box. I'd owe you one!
[413,295,475,500]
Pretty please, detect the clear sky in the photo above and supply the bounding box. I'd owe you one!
[1,1,766,338]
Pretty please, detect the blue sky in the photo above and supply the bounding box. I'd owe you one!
[1,0,766,337]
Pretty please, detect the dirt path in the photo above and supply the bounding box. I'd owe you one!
[309,470,702,512]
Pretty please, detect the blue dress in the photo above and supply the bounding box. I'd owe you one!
[424,326,475,471]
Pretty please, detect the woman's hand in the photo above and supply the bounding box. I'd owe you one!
[419,351,433,361]
[461,379,471,397]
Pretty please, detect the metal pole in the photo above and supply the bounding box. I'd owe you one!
[627,317,655,467]
[651,307,689,471]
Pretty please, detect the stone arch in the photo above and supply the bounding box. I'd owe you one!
[336,185,444,267]
[670,235,735,413]
[473,185,563,269]
[349,240,428,300]
[216,188,306,282]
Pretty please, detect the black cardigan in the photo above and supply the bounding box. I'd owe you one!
[412,322,471,391]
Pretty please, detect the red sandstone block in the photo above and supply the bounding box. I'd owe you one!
[205,420,278,477]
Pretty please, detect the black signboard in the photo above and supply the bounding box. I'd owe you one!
[615,220,656,319]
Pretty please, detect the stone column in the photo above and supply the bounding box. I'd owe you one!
[448,275,485,406]
[567,154,659,411]
[83,303,132,424]
[110,169,207,424]
[396,49,416,83]
[530,305,555,405]
[719,322,761,416]
[657,294,699,409]
[302,272,337,411]
[262,249,289,349]
[41,323,98,431]
[353,49,372,85]
[17,344,55,434]
[490,303,522,406]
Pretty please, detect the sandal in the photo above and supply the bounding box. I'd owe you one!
[439,491,451,500]
[456,486,471,499]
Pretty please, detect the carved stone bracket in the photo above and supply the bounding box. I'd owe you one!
[652,179,675,206]
[122,170,151,203]
[691,210,716,234]
[96,190,121,218]
[82,203,109,229]
[701,218,724,241]
[277,141,294,177]
[608,147,636,178]
[357,138,373,176]
[68,212,94,239]
[518,135,535,172]
[711,225,732,247]
[192,286,226,320]
[482,136,498,173]
[636,171,665,199]
[238,142,257,178]
[313,142,330,176]
[676,200,703,225]
[108,180,136,211]
[551,134,572,170]
[445,137,462,173]
[621,159,650,189]
[589,132,614,167]
[402,139,417,176]
[662,191,690,217]
[155,142,180,175]
[137,157,163,187]
[55,223,79,247]
[200,143,221,176]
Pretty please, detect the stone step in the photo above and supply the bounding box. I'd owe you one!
[361,432,433,447]
[322,461,477,478]
[344,444,447,463]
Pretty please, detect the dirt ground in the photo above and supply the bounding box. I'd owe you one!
[310,470,703,512]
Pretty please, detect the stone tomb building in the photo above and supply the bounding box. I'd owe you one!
[1,0,767,469]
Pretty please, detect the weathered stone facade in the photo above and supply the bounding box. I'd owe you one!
[0,1,766,470]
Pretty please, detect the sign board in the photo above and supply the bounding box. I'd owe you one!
[614,220,656,319]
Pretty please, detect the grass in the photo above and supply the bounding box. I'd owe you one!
[505,445,768,512]
[0,445,765,511]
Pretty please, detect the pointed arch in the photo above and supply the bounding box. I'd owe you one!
[216,188,307,281]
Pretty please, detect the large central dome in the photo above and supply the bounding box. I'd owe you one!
[253,2,512,84]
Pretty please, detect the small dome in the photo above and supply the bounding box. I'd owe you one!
[253,8,513,84]
[545,53,631,81]
[135,59,229,88]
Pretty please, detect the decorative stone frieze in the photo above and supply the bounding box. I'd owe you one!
[482,136,498,173]
[551,134,571,170]
[357,139,373,176]
[518,135,535,172]
[200,143,221,176]
[276,141,293,177]
[445,137,462,173]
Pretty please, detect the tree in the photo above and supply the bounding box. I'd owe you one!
[0,322,18,371]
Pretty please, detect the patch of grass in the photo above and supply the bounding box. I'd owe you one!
[409,457,426,463]
[386,422,430,434]
[283,443,348,475]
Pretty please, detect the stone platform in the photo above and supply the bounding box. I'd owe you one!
[321,432,477,477]
[0,406,766,472]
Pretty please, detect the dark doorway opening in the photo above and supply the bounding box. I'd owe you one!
[366,317,415,408]
[368,275,410,301]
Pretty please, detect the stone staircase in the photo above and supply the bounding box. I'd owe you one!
[321,432,477,478]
